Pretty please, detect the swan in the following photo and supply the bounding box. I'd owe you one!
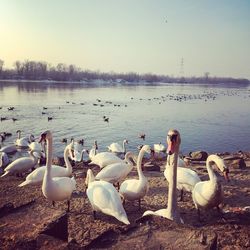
[86,169,130,225]
[143,129,183,224]
[39,130,76,212]
[192,154,229,220]
[0,144,17,154]
[95,152,135,189]
[1,150,40,177]
[153,142,166,152]
[88,140,98,161]
[89,151,123,169]
[164,156,201,201]
[0,152,10,168]
[18,143,74,187]
[108,139,128,154]
[69,139,86,162]
[15,130,35,148]
[29,141,46,159]
[119,145,151,209]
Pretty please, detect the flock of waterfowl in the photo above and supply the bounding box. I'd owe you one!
[0,128,230,225]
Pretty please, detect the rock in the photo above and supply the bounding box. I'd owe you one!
[143,162,160,172]
[231,159,246,169]
[52,157,65,166]
[189,151,208,161]
[41,213,68,241]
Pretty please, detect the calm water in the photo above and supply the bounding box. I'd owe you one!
[0,81,250,157]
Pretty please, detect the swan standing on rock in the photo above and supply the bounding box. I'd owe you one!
[164,156,201,201]
[1,150,40,177]
[119,145,151,209]
[89,151,123,169]
[19,143,74,187]
[192,154,229,221]
[95,152,136,189]
[86,169,130,225]
[39,130,76,212]
[143,129,183,224]
[108,139,128,154]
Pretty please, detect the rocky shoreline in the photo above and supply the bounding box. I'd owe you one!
[0,151,250,249]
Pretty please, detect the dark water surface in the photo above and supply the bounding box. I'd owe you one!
[0,81,250,157]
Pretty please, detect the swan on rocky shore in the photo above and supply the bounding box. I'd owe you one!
[86,169,130,225]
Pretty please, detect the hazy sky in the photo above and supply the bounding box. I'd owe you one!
[0,0,250,78]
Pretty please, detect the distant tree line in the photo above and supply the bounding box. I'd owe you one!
[0,58,249,85]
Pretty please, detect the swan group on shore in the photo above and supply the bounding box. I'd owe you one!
[0,129,230,226]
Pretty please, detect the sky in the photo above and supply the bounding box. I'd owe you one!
[0,0,250,78]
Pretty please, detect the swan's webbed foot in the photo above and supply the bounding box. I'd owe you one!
[52,201,55,207]
[197,208,202,222]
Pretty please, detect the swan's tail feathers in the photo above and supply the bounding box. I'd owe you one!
[118,215,130,225]
[0,171,9,178]
[142,210,154,217]
[18,179,33,187]
[71,177,77,190]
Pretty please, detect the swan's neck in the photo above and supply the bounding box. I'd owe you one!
[206,155,219,181]
[45,136,53,177]
[87,170,95,185]
[137,149,146,179]
[124,152,135,167]
[166,147,181,222]
[64,146,73,174]
[30,150,39,163]
[122,141,126,153]
[17,131,21,139]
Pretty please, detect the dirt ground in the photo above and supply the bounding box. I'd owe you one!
[0,151,250,249]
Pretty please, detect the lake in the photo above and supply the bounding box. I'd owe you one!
[0,81,250,157]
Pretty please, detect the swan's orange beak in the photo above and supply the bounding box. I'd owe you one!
[167,141,175,155]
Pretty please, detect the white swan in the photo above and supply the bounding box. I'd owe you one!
[86,169,130,225]
[0,152,10,168]
[15,130,35,148]
[88,140,98,161]
[119,145,151,208]
[19,143,74,187]
[108,139,128,154]
[192,154,229,220]
[40,130,76,211]
[95,152,135,188]
[69,139,86,162]
[89,151,123,169]
[153,142,166,152]
[0,144,17,154]
[1,150,40,177]
[143,129,183,223]
[164,156,201,201]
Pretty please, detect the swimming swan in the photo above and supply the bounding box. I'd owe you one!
[119,145,151,209]
[86,169,130,225]
[108,139,128,154]
[40,130,76,212]
[143,129,183,224]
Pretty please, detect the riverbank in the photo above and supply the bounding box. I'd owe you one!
[0,151,250,249]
